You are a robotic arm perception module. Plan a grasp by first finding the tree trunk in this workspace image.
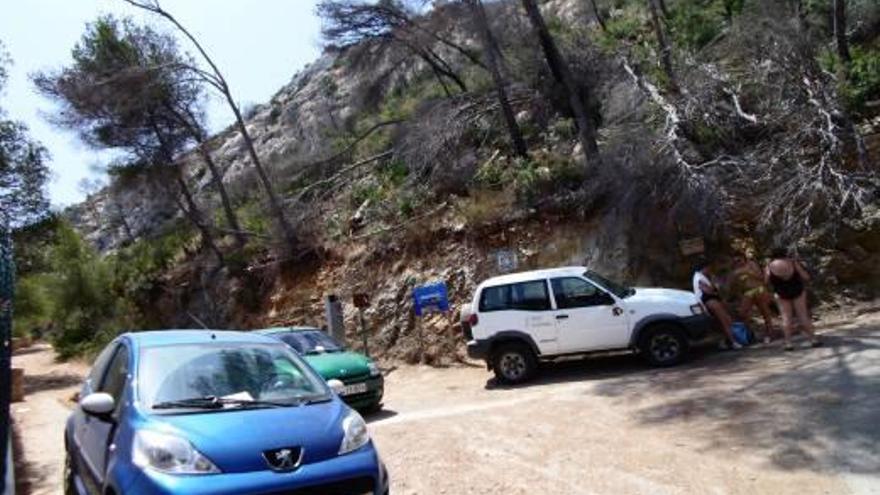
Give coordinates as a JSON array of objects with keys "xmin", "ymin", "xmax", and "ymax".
[
  {"xmin": 149, "ymin": 118, "xmax": 224, "ymax": 265},
  {"xmin": 122, "ymin": 1, "xmax": 298, "ymax": 251},
  {"xmin": 225, "ymin": 95, "xmax": 299, "ymax": 250},
  {"xmin": 647, "ymin": 0, "xmax": 679, "ymax": 92},
  {"xmin": 113, "ymin": 202, "xmax": 136, "ymax": 245},
  {"xmin": 195, "ymin": 143, "xmax": 247, "ymax": 248},
  {"xmin": 794, "ymin": 0, "xmax": 806, "ymax": 31},
  {"xmin": 403, "ymin": 37, "xmax": 468, "ymax": 93},
  {"xmin": 175, "ymin": 174, "xmax": 224, "ymax": 265},
  {"xmin": 833, "ymin": 0, "xmax": 851, "ymax": 64},
  {"xmin": 587, "ymin": 0, "xmax": 607, "ymax": 31},
  {"xmin": 171, "ymin": 104, "xmax": 247, "ymax": 249},
  {"xmin": 467, "ymin": 0, "xmax": 528, "ymax": 157},
  {"xmin": 520, "ymin": 0, "xmax": 600, "ymax": 166},
  {"xmin": 657, "ymin": 0, "xmax": 670, "ymax": 17}
]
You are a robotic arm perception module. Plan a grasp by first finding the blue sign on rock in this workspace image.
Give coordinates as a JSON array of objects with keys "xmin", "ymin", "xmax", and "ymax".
[{"xmin": 413, "ymin": 282, "xmax": 449, "ymax": 317}]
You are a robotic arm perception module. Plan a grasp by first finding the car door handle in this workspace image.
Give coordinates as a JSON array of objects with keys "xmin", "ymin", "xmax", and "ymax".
[
  {"xmin": 612, "ymin": 307, "xmax": 624, "ymax": 316},
  {"xmin": 556, "ymin": 314, "xmax": 569, "ymax": 320}
]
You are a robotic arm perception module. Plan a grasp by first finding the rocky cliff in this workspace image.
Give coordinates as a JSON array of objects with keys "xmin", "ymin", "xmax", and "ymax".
[{"xmin": 65, "ymin": 0, "xmax": 880, "ymax": 362}]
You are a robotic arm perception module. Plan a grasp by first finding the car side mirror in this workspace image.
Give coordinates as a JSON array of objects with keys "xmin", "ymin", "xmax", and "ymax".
[
  {"xmin": 80, "ymin": 392, "xmax": 115, "ymax": 417},
  {"xmin": 327, "ymin": 379, "xmax": 345, "ymax": 395}
]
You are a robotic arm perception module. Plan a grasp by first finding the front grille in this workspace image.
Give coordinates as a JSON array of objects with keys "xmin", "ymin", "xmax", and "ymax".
[
  {"xmin": 340, "ymin": 373, "xmax": 370, "ymax": 384},
  {"xmin": 269, "ymin": 476, "xmax": 375, "ymax": 495}
]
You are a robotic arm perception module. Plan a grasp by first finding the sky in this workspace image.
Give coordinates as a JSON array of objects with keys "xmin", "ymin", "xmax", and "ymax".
[{"xmin": 1, "ymin": 0, "xmax": 322, "ymax": 207}]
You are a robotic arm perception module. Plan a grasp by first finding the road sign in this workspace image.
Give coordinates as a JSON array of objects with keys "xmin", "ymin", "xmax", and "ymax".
[
  {"xmin": 495, "ymin": 249, "xmax": 518, "ymax": 273},
  {"xmin": 413, "ymin": 282, "xmax": 449, "ymax": 317}
]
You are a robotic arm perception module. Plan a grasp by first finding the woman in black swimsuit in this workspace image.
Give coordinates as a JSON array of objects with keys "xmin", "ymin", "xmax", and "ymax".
[{"xmin": 765, "ymin": 248, "xmax": 821, "ymax": 351}]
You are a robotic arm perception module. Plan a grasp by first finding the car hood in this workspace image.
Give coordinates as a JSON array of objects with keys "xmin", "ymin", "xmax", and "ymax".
[
  {"xmin": 624, "ymin": 287, "xmax": 699, "ymax": 316},
  {"xmin": 152, "ymin": 399, "xmax": 348, "ymax": 473},
  {"xmin": 304, "ymin": 351, "xmax": 372, "ymax": 380},
  {"xmin": 627, "ymin": 287, "xmax": 698, "ymax": 305}
]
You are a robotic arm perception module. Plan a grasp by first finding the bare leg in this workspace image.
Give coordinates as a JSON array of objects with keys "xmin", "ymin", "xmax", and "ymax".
[
  {"xmin": 793, "ymin": 293, "xmax": 818, "ymax": 343},
  {"xmin": 756, "ymin": 293, "xmax": 775, "ymax": 340},
  {"xmin": 706, "ymin": 299, "xmax": 736, "ymax": 344},
  {"xmin": 739, "ymin": 296, "xmax": 754, "ymax": 322},
  {"xmin": 778, "ymin": 297, "xmax": 795, "ymax": 349}
]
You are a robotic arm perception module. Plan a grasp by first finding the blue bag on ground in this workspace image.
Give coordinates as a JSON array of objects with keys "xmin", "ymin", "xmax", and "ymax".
[{"xmin": 731, "ymin": 321, "xmax": 753, "ymax": 345}]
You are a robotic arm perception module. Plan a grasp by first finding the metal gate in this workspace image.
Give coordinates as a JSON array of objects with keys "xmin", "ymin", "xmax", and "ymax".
[{"xmin": 0, "ymin": 228, "xmax": 14, "ymax": 493}]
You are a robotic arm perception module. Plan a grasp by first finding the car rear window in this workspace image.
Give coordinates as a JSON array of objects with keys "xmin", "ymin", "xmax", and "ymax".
[{"xmin": 479, "ymin": 280, "xmax": 551, "ymax": 312}]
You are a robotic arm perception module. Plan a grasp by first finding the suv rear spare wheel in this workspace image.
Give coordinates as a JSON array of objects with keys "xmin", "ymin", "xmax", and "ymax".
[
  {"xmin": 639, "ymin": 324, "xmax": 688, "ymax": 367},
  {"xmin": 492, "ymin": 342, "xmax": 537, "ymax": 384}
]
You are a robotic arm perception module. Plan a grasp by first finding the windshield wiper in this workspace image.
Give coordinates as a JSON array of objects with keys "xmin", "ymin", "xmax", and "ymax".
[{"xmin": 152, "ymin": 396, "xmax": 290, "ymax": 410}]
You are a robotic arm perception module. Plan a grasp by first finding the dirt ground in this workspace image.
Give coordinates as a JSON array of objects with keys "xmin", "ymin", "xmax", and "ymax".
[
  {"xmin": 11, "ymin": 344, "xmax": 89, "ymax": 495},
  {"xmin": 11, "ymin": 312, "xmax": 880, "ymax": 495}
]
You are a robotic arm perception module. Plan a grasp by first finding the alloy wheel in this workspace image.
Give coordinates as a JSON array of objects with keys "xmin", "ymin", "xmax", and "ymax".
[
  {"xmin": 499, "ymin": 352, "xmax": 527, "ymax": 381},
  {"xmin": 650, "ymin": 334, "xmax": 680, "ymax": 363}
]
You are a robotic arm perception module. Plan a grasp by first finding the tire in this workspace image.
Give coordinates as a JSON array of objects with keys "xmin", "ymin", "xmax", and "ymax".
[
  {"xmin": 360, "ymin": 400, "xmax": 383, "ymax": 415},
  {"xmin": 491, "ymin": 342, "xmax": 537, "ymax": 384},
  {"xmin": 639, "ymin": 324, "xmax": 688, "ymax": 367},
  {"xmin": 63, "ymin": 452, "xmax": 78, "ymax": 495}
]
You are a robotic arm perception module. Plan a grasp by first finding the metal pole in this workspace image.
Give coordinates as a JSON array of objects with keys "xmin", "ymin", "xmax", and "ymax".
[
  {"xmin": 358, "ymin": 308, "xmax": 370, "ymax": 358},
  {"xmin": 0, "ymin": 228, "xmax": 14, "ymax": 494}
]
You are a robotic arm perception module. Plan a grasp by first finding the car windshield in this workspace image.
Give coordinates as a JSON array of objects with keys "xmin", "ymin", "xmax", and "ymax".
[
  {"xmin": 277, "ymin": 330, "xmax": 345, "ymax": 355},
  {"xmin": 138, "ymin": 343, "xmax": 329, "ymax": 411},
  {"xmin": 585, "ymin": 270, "xmax": 634, "ymax": 298}
]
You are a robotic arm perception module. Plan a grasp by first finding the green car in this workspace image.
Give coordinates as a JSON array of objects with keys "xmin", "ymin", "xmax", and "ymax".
[{"xmin": 257, "ymin": 327, "xmax": 384, "ymax": 412}]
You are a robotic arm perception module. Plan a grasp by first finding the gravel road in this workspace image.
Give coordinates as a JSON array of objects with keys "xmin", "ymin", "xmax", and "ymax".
[
  {"xmin": 11, "ymin": 312, "xmax": 880, "ymax": 495},
  {"xmin": 369, "ymin": 314, "xmax": 880, "ymax": 495}
]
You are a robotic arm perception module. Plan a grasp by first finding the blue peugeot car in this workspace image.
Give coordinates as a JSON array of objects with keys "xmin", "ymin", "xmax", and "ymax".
[{"xmin": 64, "ymin": 330, "xmax": 389, "ymax": 495}]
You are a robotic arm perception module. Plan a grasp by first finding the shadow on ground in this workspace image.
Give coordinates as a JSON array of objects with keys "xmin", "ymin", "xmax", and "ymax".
[
  {"xmin": 481, "ymin": 324, "xmax": 880, "ymax": 476},
  {"xmin": 365, "ymin": 408, "xmax": 399, "ymax": 424},
  {"xmin": 23, "ymin": 371, "xmax": 84, "ymax": 395},
  {"xmin": 588, "ymin": 327, "xmax": 880, "ymax": 475}
]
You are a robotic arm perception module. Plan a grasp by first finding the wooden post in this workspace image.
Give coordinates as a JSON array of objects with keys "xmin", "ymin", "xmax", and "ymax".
[
  {"xmin": 358, "ymin": 307, "xmax": 370, "ymax": 358},
  {"xmin": 11, "ymin": 369, "xmax": 23, "ymax": 403}
]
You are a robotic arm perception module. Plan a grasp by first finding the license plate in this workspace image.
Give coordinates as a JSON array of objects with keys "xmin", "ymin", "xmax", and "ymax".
[{"xmin": 341, "ymin": 382, "xmax": 368, "ymax": 396}]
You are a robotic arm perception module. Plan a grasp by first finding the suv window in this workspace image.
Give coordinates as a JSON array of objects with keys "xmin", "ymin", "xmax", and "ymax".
[
  {"xmin": 98, "ymin": 345, "xmax": 129, "ymax": 404},
  {"xmin": 551, "ymin": 277, "xmax": 613, "ymax": 309},
  {"xmin": 479, "ymin": 280, "xmax": 551, "ymax": 312}
]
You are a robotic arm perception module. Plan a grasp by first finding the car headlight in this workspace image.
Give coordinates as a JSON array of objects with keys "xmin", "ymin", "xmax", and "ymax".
[
  {"xmin": 133, "ymin": 430, "xmax": 220, "ymax": 475},
  {"xmin": 690, "ymin": 304, "xmax": 705, "ymax": 315},
  {"xmin": 368, "ymin": 361, "xmax": 381, "ymax": 377},
  {"xmin": 338, "ymin": 410, "xmax": 370, "ymax": 455}
]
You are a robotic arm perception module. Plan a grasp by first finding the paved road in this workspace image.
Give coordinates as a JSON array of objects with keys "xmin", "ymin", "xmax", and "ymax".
[{"xmin": 369, "ymin": 314, "xmax": 880, "ymax": 494}]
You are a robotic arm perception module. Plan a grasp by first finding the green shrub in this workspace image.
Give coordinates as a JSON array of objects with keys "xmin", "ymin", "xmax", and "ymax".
[
  {"xmin": 110, "ymin": 222, "xmax": 191, "ymax": 302},
  {"xmin": 474, "ymin": 151, "xmax": 584, "ymax": 201},
  {"xmin": 842, "ymin": 47, "xmax": 880, "ymax": 116},
  {"xmin": 42, "ymin": 223, "xmax": 129, "ymax": 358},
  {"xmin": 668, "ymin": 2, "xmax": 726, "ymax": 51},
  {"xmin": 351, "ymin": 182, "xmax": 384, "ymax": 207},
  {"xmin": 236, "ymin": 199, "xmax": 272, "ymax": 238},
  {"xmin": 12, "ymin": 275, "xmax": 53, "ymax": 338}
]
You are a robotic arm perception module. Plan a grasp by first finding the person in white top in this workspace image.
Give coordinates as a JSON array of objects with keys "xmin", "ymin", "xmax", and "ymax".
[{"xmin": 693, "ymin": 259, "xmax": 741, "ymax": 350}]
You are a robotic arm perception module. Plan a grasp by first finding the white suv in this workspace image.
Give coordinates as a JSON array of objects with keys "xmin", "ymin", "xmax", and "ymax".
[{"xmin": 462, "ymin": 267, "xmax": 712, "ymax": 383}]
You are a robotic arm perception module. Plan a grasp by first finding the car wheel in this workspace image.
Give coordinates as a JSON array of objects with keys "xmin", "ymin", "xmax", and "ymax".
[
  {"xmin": 63, "ymin": 452, "xmax": 78, "ymax": 495},
  {"xmin": 492, "ymin": 343, "xmax": 537, "ymax": 384},
  {"xmin": 361, "ymin": 400, "xmax": 383, "ymax": 415},
  {"xmin": 640, "ymin": 324, "xmax": 688, "ymax": 367}
]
